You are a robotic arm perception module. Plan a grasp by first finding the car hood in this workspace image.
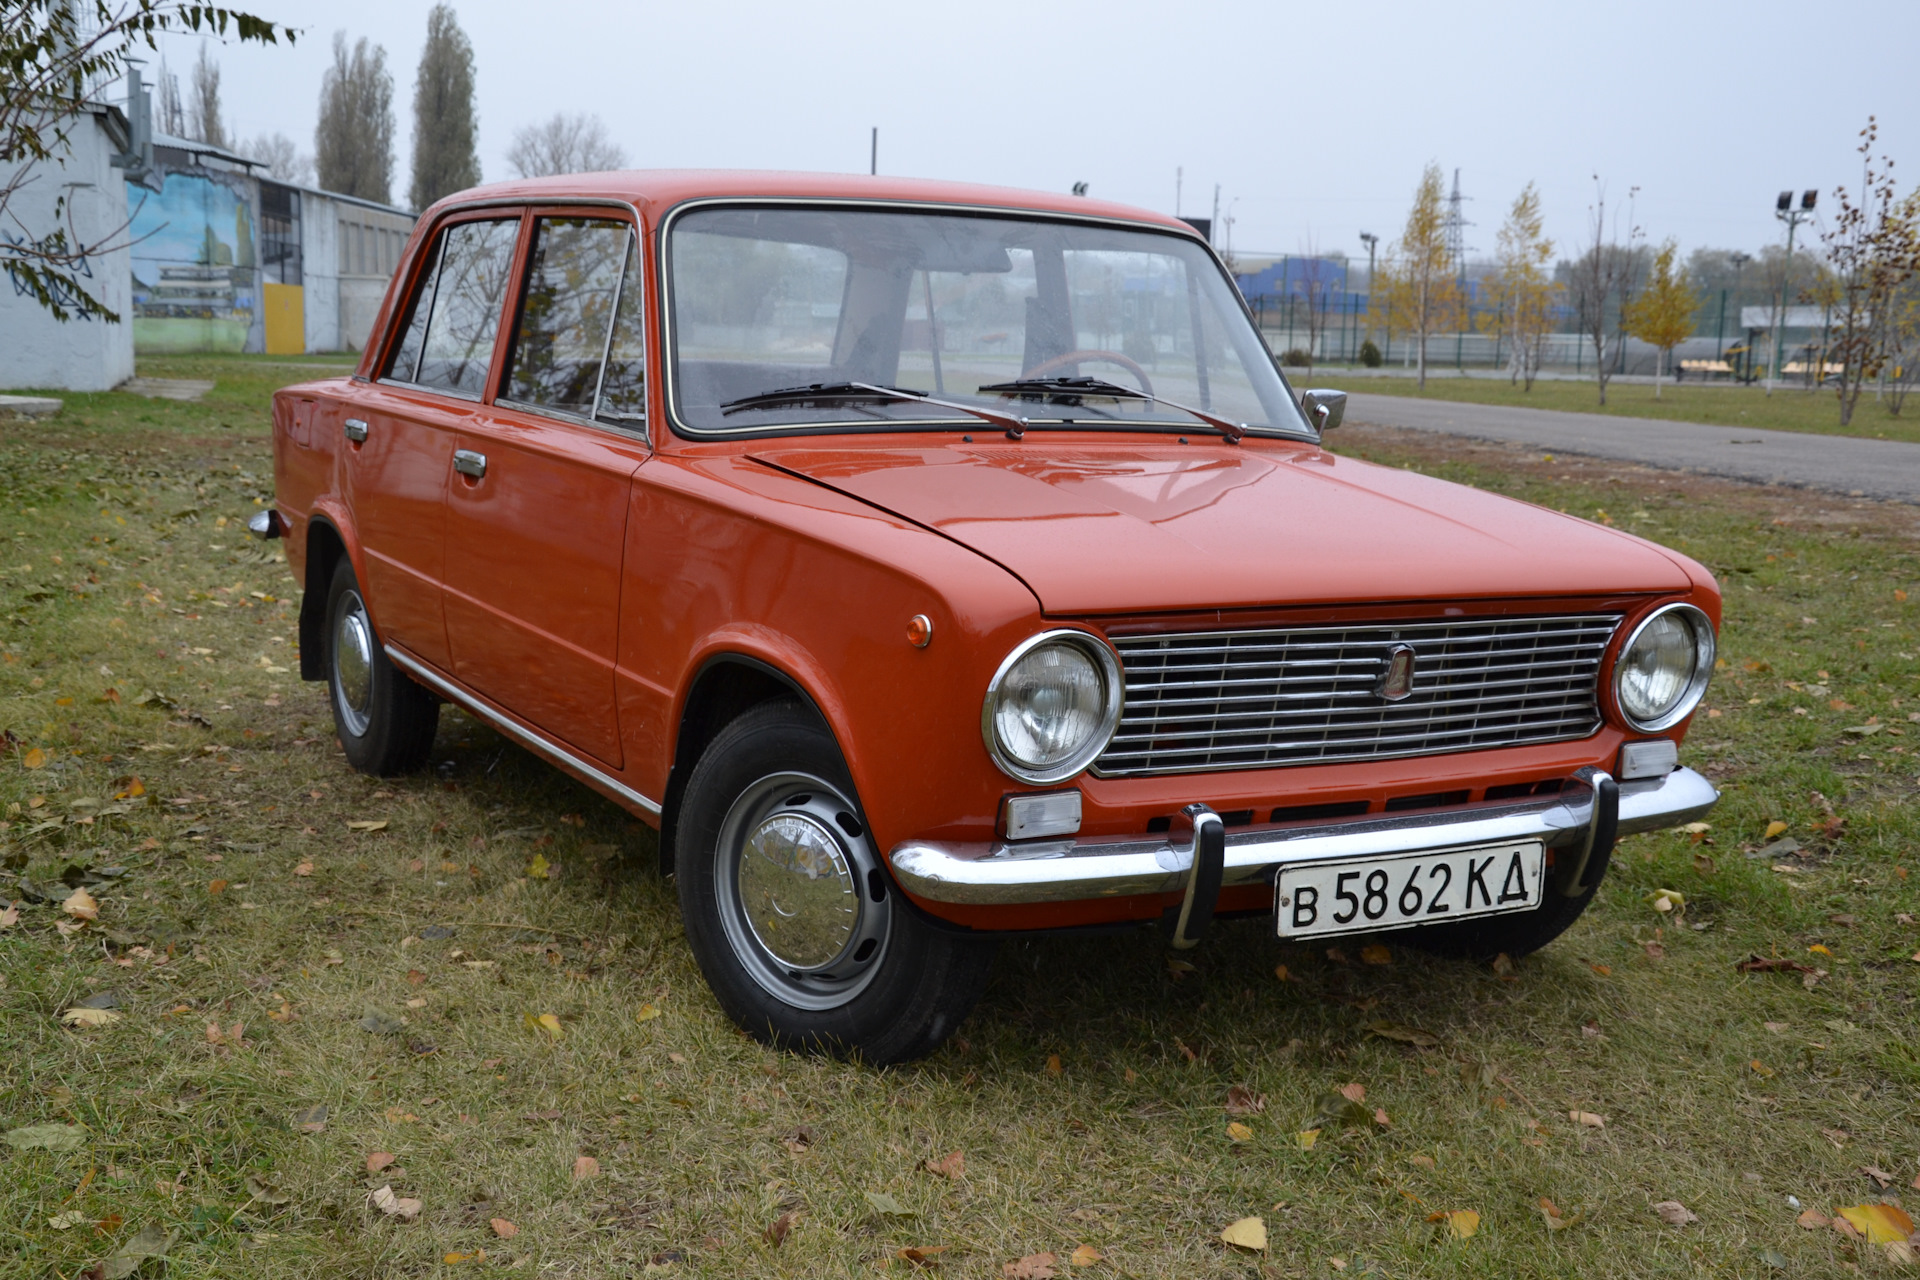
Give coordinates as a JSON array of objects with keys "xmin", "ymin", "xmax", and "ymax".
[{"xmin": 749, "ymin": 439, "xmax": 1694, "ymax": 615}]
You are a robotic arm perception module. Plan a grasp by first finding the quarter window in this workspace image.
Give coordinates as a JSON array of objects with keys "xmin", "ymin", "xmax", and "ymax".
[
  {"xmin": 383, "ymin": 217, "xmax": 519, "ymax": 397},
  {"xmin": 596, "ymin": 235, "xmax": 647, "ymax": 423},
  {"xmin": 503, "ymin": 217, "xmax": 634, "ymax": 417}
]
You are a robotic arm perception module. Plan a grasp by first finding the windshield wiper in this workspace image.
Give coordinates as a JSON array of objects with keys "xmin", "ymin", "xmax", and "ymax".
[
  {"xmin": 720, "ymin": 381, "xmax": 1031, "ymax": 439},
  {"xmin": 979, "ymin": 377, "xmax": 1250, "ymax": 444}
]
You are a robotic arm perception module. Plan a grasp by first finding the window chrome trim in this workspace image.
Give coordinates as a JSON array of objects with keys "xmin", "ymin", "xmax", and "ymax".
[
  {"xmin": 980, "ymin": 628, "xmax": 1126, "ymax": 786},
  {"xmin": 384, "ymin": 643, "xmax": 662, "ymax": 816},
  {"xmin": 1611, "ymin": 602, "xmax": 1715, "ymax": 733},
  {"xmin": 655, "ymin": 195, "xmax": 1317, "ymax": 444}
]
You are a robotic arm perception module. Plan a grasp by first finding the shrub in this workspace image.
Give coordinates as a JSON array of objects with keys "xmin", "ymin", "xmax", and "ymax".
[
  {"xmin": 1279, "ymin": 348, "xmax": 1313, "ymax": 367},
  {"xmin": 1359, "ymin": 339, "xmax": 1382, "ymax": 368}
]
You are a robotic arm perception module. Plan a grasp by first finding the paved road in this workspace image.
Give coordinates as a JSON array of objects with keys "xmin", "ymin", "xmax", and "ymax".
[{"xmin": 1344, "ymin": 392, "xmax": 1920, "ymax": 504}]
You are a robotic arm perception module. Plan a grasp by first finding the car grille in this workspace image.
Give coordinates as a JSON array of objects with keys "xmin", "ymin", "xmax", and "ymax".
[{"xmin": 1093, "ymin": 614, "xmax": 1621, "ymax": 777}]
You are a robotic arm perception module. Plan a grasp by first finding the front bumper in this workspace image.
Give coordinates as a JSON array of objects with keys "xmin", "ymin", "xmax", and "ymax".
[{"xmin": 889, "ymin": 766, "xmax": 1717, "ymax": 907}]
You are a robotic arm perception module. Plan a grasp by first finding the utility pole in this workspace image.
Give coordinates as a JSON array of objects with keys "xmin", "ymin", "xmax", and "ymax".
[
  {"xmin": 1358, "ymin": 230, "xmax": 1378, "ymax": 345},
  {"xmin": 869, "ymin": 127, "xmax": 876, "ymax": 176},
  {"xmin": 1766, "ymin": 190, "xmax": 1817, "ymax": 393},
  {"xmin": 1724, "ymin": 251, "xmax": 1750, "ymax": 362}
]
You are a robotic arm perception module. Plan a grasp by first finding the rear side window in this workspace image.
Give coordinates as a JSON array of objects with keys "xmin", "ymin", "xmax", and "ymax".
[
  {"xmin": 503, "ymin": 217, "xmax": 635, "ymax": 417},
  {"xmin": 383, "ymin": 217, "xmax": 520, "ymax": 397}
]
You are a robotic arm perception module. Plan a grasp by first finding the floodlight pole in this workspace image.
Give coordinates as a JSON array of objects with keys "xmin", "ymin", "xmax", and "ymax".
[
  {"xmin": 1359, "ymin": 231, "xmax": 1379, "ymax": 349},
  {"xmin": 1767, "ymin": 191, "xmax": 1816, "ymax": 394}
]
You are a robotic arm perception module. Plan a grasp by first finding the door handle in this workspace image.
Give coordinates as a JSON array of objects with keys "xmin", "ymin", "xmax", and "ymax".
[
  {"xmin": 343, "ymin": 418, "xmax": 368, "ymax": 442},
  {"xmin": 453, "ymin": 449, "xmax": 488, "ymax": 479}
]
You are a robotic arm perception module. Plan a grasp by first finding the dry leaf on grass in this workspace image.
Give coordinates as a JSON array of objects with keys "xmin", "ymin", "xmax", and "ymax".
[
  {"xmin": 1798, "ymin": 1209, "xmax": 1831, "ymax": 1229},
  {"xmin": 1046, "ymin": 1054, "xmax": 1062, "ymax": 1075},
  {"xmin": 1226, "ymin": 1122, "xmax": 1253, "ymax": 1143},
  {"xmin": 527, "ymin": 853, "xmax": 550, "ymax": 879},
  {"xmin": 443, "ymin": 1250, "xmax": 484, "ymax": 1265},
  {"xmin": 1359, "ymin": 944, "xmax": 1392, "ymax": 965},
  {"xmin": 1220, "ymin": 1216, "xmax": 1267, "ymax": 1251},
  {"xmin": 4, "ymin": 1123, "xmax": 84, "ymax": 1151},
  {"xmin": 0, "ymin": 904, "xmax": 17, "ymax": 930},
  {"xmin": 346, "ymin": 819, "xmax": 388, "ymax": 833},
  {"xmin": 780, "ymin": 1125, "xmax": 814, "ymax": 1154},
  {"xmin": 292, "ymin": 1104, "xmax": 327, "ymax": 1133},
  {"xmin": 101, "ymin": 1225, "xmax": 173, "ymax": 1279},
  {"xmin": 1004, "ymin": 1252, "xmax": 1058, "ymax": 1278},
  {"xmin": 60, "ymin": 1006, "xmax": 120, "ymax": 1028},
  {"xmin": 1224, "ymin": 1085, "xmax": 1265, "ymax": 1115},
  {"xmin": 370, "ymin": 1184, "xmax": 421, "ymax": 1222},
  {"xmin": 526, "ymin": 1012, "xmax": 563, "ymax": 1040},
  {"xmin": 1295, "ymin": 1129, "xmax": 1320, "ymax": 1150},
  {"xmin": 489, "ymin": 1217, "xmax": 518, "ymax": 1239},
  {"xmin": 864, "ymin": 1190, "xmax": 912, "ymax": 1217},
  {"xmin": 22, "ymin": 747, "xmax": 46, "ymax": 769},
  {"xmin": 1568, "ymin": 1110, "xmax": 1605, "ymax": 1129},
  {"xmin": 924, "ymin": 1150, "xmax": 964, "ymax": 1179},
  {"xmin": 62, "ymin": 886, "xmax": 98, "ymax": 920},
  {"xmin": 1069, "ymin": 1244, "xmax": 1102, "ymax": 1266},
  {"xmin": 1864, "ymin": 1166, "xmax": 1896, "ymax": 1189},
  {"xmin": 1886, "ymin": 1239, "xmax": 1917, "ymax": 1267},
  {"xmin": 1444, "ymin": 1210, "xmax": 1480, "ymax": 1239},
  {"xmin": 764, "ymin": 1210, "xmax": 797, "ymax": 1246},
  {"xmin": 1491, "ymin": 952, "xmax": 1516, "ymax": 977},
  {"xmin": 366, "ymin": 1151, "xmax": 395, "ymax": 1174},
  {"xmin": 635, "ymin": 1003, "xmax": 661, "ymax": 1022},
  {"xmin": 293, "ymin": 860, "xmax": 313, "ymax": 876},
  {"xmin": 897, "ymin": 1245, "xmax": 948, "ymax": 1268},
  {"xmin": 1765, "ymin": 819, "xmax": 1789, "ymax": 839},
  {"xmin": 1652, "ymin": 1200, "xmax": 1697, "ymax": 1226},
  {"xmin": 572, "ymin": 1155, "xmax": 599, "ymax": 1180},
  {"xmin": 1338, "ymin": 1082, "xmax": 1366, "ymax": 1103},
  {"xmin": 1367, "ymin": 1020, "xmax": 1441, "ymax": 1048},
  {"xmin": 1837, "ymin": 1203, "xmax": 1916, "ymax": 1244}
]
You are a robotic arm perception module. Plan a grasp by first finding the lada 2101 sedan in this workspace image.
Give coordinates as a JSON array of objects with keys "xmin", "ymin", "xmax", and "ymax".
[{"xmin": 258, "ymin": 171, "xmax": 1720, "ymax": 1063}]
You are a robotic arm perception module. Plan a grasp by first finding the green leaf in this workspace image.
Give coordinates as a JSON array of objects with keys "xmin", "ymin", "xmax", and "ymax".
[
  {"xmin": 864, "ymin": 1191, "xmax": 913, "ymax": 1217},
  {"xmin": 101, "ymin": 1224, "xmax": 173, "ymax": 1279}
]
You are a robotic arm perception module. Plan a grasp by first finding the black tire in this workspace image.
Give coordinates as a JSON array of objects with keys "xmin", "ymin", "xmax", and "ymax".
[
  {"xmin": 1408, "ymin": 840, "xmax": 1614, "ymax": 961},
  {"xmin": 324, "ymin": 557, "xmax": 439, "ymax": 776},
  {"xmin": 676, "ymin": 700, "xmax": 997, "ymax": 1064}
]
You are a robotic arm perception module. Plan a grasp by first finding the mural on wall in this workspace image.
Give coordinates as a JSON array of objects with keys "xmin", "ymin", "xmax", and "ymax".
[{"xmin": 127, "ymin": 172, "xmax": 257, "ymax": 353}]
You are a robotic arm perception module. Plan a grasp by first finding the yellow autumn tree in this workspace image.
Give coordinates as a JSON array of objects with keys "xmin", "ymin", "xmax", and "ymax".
[
  {"xmin": 1480, "ymin": 183, "xmax": 1559, "ymax": 390},
  {"xmin": 1622, "ymin": 240, "xmax": 1700, "ymax": 397},
  {"xmin": 1381, "ymin": 163, "xmax": 1463, "ymax": 390}
]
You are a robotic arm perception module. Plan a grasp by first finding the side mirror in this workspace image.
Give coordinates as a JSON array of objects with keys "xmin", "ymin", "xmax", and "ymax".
[{"xmin": 1300, "ymin": 388, "xmax": 1347, "ymax": 433}]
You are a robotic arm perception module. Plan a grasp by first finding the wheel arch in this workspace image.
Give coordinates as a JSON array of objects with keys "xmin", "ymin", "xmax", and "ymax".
[
  {"xmin": 657, "ymin": 653, "xmax": 836, "ymax": 878},
  {"xmin": 296, "ymin": 508, "xmax": 373, "ymax": 682}
]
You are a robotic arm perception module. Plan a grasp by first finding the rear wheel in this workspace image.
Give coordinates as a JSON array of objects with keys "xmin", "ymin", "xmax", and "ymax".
[
  {"xmin": 1409, "ymin": 841, "xmax": 1614, "ymax": 961},
  {"xmin": 676, "ymin": 700, "xmax": 997, "ymax": 1064},
  {"xmin": 325, "ymin": 557, "xmax": 439, "ymax": 776}
]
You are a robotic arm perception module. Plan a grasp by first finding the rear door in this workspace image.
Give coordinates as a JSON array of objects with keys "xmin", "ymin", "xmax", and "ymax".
[
  {"xmin": 350, "ymin": 213, "xmax": 522, "ymax": 669},
  {"xmin": 441, "ymin": 213, "xmax": 650, "ymax": 767}
]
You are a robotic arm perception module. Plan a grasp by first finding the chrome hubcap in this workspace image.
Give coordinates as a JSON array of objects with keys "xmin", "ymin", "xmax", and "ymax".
[
  {"xmin": 332, "ymin": 591, "xmax": 374, "ymax": 738},
  {"xmin": 715, "ymin": 771, "xmax": 890, "ymax": 1010}
]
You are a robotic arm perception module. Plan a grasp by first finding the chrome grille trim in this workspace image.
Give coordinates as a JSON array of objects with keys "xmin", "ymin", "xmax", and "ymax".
[{"xmin": 1092, "ymin": 614, "xmax": 1622, "ymax": 777}]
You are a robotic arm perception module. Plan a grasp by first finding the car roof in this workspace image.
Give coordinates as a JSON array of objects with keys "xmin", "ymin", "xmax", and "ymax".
[{"xmin": 421, "ymin": 169, "xmax": 1200, "ymax": 237}]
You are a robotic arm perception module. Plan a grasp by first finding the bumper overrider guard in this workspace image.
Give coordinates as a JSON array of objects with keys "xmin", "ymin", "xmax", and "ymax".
[{"xmin": 888, "ymin": 766, "xmax": 1716, "ymax": 919}]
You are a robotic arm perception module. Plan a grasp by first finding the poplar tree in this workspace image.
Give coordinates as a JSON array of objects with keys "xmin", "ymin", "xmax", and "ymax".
[
  {"xmin": 1380, "ymin": 163, "xmax": 1461, "ymax": 390},
  {"xmin": 314, "ymin": 31, "xmax": 395, "ymax": 204},
  {"xmin": 1622, "ymin": 240, "xmax": 1699, "ymax": 397},
  {"xmin": 408, "ymin": 4, "xmax": 479, "ymax": 211},
  {"xmin": 1483, "ymin": 183, "xmax": 1558, "ymax": 391},
  {"xmin": 189, "ymin": 44, "xmax": 227, "ymax": 148}
]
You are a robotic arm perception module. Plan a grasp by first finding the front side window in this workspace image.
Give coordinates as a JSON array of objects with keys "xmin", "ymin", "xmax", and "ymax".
[
  {"xmin": 666, "ymin": 205, "xmax": 1306, "ymax": 438},
  {"xmin": 503, "ymin": 217, "xmax": 634, "ymax": 417},
  {"xmin": 383, "ymin": 217, "xmax": 519, "ymax": 397}
]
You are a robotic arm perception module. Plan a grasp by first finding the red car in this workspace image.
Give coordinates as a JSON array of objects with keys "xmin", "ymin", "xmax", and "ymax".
[{"xmin": 259, "ymin": 171, "xmax": 1719, "ymax": 1063}]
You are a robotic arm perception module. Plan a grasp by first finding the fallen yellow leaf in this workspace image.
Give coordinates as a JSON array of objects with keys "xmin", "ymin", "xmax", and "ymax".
[
  {"xmin": 1069, "ymin": 1243, "xmax": 1102, "ymax": 1266},
  {"xmin": 635, "ymin": 1003, "xmax": 661, "ymax": 1022},
  {"xmin": 1838, "ymin": 1203, "xmax": 1916, "ymax": 1244},
  {"xmin": 1568, "ymin": 1111, "xmax": 1605, "ymax": 1129},
  {"xmin": 1809, "ymin": 944, "xmax": 1833, "ymax": 956},
  {"xmin": 1220, "ymin": 1216, "xmax": 1267, "ymax": 1251},
  {"xmin": 1295, "ymin": 1129, "xmax": 1320, "ymax": 1150},
  {"xmin": 1359, "ymin": 944, "xmax": 1391, "ymax": 965},
  {"xmin": 528, "ymin": 1012, "xmax": 563, "ymax": 1040},
  {"xmin": 22, "ymin": 746, "xmax": 46, "ymax": 769},
  {"xmin": 59, "ymin": 1007, "xmax": 119, "ymax": 1028},
  {"xmin": 207, "ymin": 879, "xmax": 228, "ymax": 895},
  {"xmin": 61, "ymin": 887, "xmax": 98, "ymax": 921},
  {"xmin": 528, "ymin": 853, "xmax": 551, "ymax": 879},
  {"xmin": 1764, "ymin": 820, "xmax": 1789, "ymax": 839},
  {"xmin": 1446, "ymin": 1210, "xmax": 1480, "ymax": 1239},
  {"xmin": 443, "ymin": 1250, "xmax": 484, "ymax": 1264},
  {"xmin": 1046, "ymin": 1054, "xmax": 1062, "ymax": 1075},
  {"xmin": 346, "ymin": 819, "xmax": 388, "ymax": 833},
  {"xmin": 1226, "ymin": 1122, "xmax": 1253, "ymax": 1143},
  {"xmin": 488, "ymin": 1217, "xmax": 518, "ymax": 1239}
]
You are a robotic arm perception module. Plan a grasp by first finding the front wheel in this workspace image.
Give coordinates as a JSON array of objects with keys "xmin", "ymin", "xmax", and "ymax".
[{"xmin": 676, "ymin": 701, "xmax": 997, "ymax": 1064}]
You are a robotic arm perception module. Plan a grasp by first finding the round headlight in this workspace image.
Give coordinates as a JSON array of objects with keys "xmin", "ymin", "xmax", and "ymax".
[
  {"xmin": 1614, "ymin": 603, "xmax": 1714, "ymax": 731},
  {"xmin": 981, "ymin": 631, "xmax": 1124, "ymax": 784}
]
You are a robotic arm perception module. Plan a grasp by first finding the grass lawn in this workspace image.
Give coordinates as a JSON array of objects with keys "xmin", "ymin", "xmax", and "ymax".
[
  {"xmin": 1335, "ymin": 373, "xmax": 1920, "ymax": 446},
  {"xmin": 3, "ymin": 355, "xmax": 1919, "ymax": 1278}
]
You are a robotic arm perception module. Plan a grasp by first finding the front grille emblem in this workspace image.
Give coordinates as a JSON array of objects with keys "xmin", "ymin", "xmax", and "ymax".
[{"xmin": 1377, "ymin": 644, "xmax": 1417, "ymax": 701}]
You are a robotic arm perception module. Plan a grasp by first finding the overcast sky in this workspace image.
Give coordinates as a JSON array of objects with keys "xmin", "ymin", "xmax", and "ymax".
[{"xmin": 157, "ymin": 0, "xmax": 1917, "ymax": 264}]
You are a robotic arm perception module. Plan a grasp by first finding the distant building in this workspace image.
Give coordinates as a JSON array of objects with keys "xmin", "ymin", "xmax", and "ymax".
[{"xmin": 1, "ymin": 80, "xmax": 416, "ymax": 391}]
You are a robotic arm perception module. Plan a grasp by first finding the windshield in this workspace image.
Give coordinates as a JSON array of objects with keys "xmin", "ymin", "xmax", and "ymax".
[{"xmin": 665, "ymin": 205, "xmax": 1310, "ymax": 438}]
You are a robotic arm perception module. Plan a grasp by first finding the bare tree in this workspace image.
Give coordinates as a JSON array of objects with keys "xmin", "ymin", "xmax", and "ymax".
[
  {"xmin": 1567, "ymin": 178, "xmax": 1633, "ymax": 405},
  {"xmin": 156, "ymin": 55, "xmax": 185, "ymax": 136},
  {"xmin": 409, "ymin": 3, "xmax": 480, "ymax": 209},
  {"xmin": 1291, "ymin": 243, "xmax": 1338, "ymax": 375},
  {"xmin": 189, "ymin": 43, "xmax": 226, "ymax": 148},
  {"xmin": 242, "ymin": 131, "xmax": 312, "ymax": 185},
  {"xmin": 315, "ymin": 32, "xmax": 395, "ymax": 204},
  {"xmin": 1, "ymin": 0, "xmax": 293, "ymax": 321},
  {"xmin": 1821, "ymin": 118, "xmax": 1920, "ymax": 425},
  {"xmin": 505, "ymin": 112, "xmax": 626, "ymax": 179}
]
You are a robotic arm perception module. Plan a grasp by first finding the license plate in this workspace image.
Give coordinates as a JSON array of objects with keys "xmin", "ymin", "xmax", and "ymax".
[{"xmin": 1274, "ymin": 841, "xmax": 1545, "ymax": 940}]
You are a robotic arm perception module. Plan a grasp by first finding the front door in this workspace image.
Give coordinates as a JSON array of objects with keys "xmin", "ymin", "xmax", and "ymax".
[{"xmin": 442, "ymin": 215, "xmax": 650, "ymax": 768}]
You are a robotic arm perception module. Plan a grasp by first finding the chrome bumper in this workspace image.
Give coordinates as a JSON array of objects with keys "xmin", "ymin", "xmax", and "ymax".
[{"xmin": 888, "ymin": 766, "xmax": 1717, "ymax": 907}]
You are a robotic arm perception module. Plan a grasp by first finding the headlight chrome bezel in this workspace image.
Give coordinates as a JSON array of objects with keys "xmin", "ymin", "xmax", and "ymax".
[
  {"xmin": 981, "ymin": 629, "xmax": 1125, "ymax": 785},
  {"xmin": 1612, "ymin": 602, "xmax": 1715, "ymax": 732}
]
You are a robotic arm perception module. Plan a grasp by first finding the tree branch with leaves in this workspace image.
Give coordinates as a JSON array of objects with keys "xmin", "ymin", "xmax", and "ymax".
[{"xmin": 1, "ymin": 0, "xmax": 294, "ymax": 321}]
